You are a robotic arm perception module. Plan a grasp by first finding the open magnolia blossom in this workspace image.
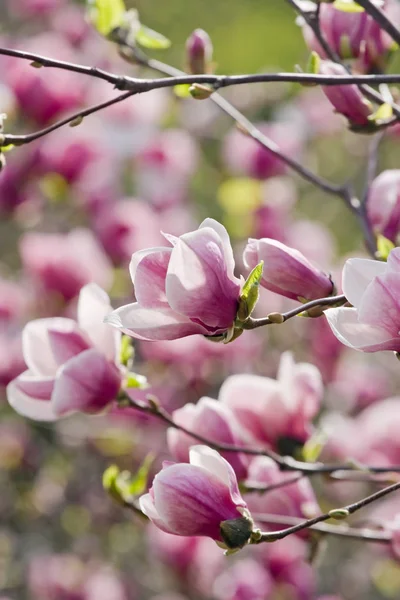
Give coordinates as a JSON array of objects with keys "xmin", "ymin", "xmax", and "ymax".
[
  {"xmin": 325, "ymin": 248, "xmax": 400, "ymax": 352},
  {"xmin": 139, "ymin": 445, "xmax": 254, "ymax": 549},
  {"xmin": 7, "ymin": 283, "xmax": 121, "ymax": 421},
  {"xmin": 105, "ymin": 219, "xmax": 242, "ymax": 341},
  {"xmin": 219, "ymin": 352, "xmax": 323, "ymax": 449}
]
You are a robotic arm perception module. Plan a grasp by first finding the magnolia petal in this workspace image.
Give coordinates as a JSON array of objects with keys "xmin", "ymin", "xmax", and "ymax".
[
  {"xmin": 7, "ymin": 378, "xmax": 58, "ymax": 422},
  {"xmin": 342, "ymin": 258, "xmax": 387, "ymax": 308},
  {"xmin": 199, "ymin": 218, "xmax": 236, "ymax": 280},
  {"xmin": 104, "ymin": 303, "xmax": 207, "ymax": 341},
  {"xmin": 52, "ymin": 348, "xmax": 121, "ymax": 416},
  {"xmin": 22, "ymin": 318, "xmax": 75, "ymax": 376},
  {"xmin": 358, "ymin": 272, "xmax": 400, "ymax": 336},
  {"xmin": 189, "ymin": 445, "xmax": 245, "ymax": 507},
  {"xmin": 325, "ymin": 306, "xmax": 400, "ymax": 352},
  {"xmin": 77, "ymin": 283, "xmax": 120, "ymax": 362},
  {"xmin": 129, "ymin": 247, "xmax": 172, "ymax": 309},
  {"xmin": 166, "ymin": 227, "xmax": 240, "ymax": 330},
  {"xmin": 139, "ymin": 493, "xmax": 175, "ymax": 534},
  {"xmin": 14, "ymin": 370, "xmax": 54, "ymax": 400},
  {"xmin": 48, "ymin": 325, "xmax": 91, "ymax": 365}
]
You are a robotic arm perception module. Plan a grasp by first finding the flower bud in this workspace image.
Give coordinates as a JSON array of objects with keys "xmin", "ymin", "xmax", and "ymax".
[
  {"xmin": 139, "ymin": 446, "xmax": 253, "ymax": 548},
  {"xmin": 319, "ymin": 60, "xmax": 373, "ymax": 128},
  {"xmin": 302, "ymin": 0, "xmax": 400, "ymax": 73},
  {"xmin": 367, "ymin": 170, "xmax": 400, "ymax": 243},
  {"xmin": 186, "ymin": 29, "xmax": 213, "ymax": 74},
  {"xmin": 243, "ymin": 238, "xmax": 334, "ymax": 302}
]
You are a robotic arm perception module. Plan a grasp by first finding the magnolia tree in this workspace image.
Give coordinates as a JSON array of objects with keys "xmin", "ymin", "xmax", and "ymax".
[{"xmin": 3, "ymin": 0, "xmax": 400, "ymax": 598}]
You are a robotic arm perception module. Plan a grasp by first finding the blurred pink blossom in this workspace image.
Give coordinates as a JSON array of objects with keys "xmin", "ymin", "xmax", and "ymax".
[
  {"xmin": 212, "ymin": 559, "xmax": 273, "ymax": 600},
  {"xmin": 167, "ymin": 397, "xmax": 250, "ymax": 479},
  {"xmin": 367, "ymin": 170, "xmax": 400, "ymax": 243},
  {"xmin": 223, "ymin": 123, "xmax": 302, "ymax": 180},
  {"xmin": 7, "ymin": 284, "xmax": 121, "ymax": 421},
  {"xmin": 219, "ymin": 352, "xmax": 323, "ymax": 449},
  {"xmin": 20, "ymin": 228, "xmax": 113, "ymax": 302}
]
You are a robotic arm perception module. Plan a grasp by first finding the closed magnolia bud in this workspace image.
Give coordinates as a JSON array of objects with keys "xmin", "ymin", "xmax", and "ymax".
[
  {"xmin": 319, "ymin": 60, "xmax": 373, "ymax": 127},
  {"xmin": 243, "ymin": 238, "xmax": 334, "ymax": 302},
  {"xmin": 139, "ymin": 446, "xmax": 253, "ymax": 548},
  {"xmin": 367, "ymin": 170, "xmax": 400, "ymax": 242},
  {"xmin": 186, "ymin": 29, "xmax": 213, "ymax": 74}
]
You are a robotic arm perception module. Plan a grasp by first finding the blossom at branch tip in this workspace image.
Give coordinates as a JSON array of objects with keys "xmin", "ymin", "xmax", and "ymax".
[
  {"xmin": 243, "ymin": 237, "xmax": 334, "ymax": 301},
  {"xmin": 219, "ymin": 352, "xmax": 323, "ymax": 450},
  {"xmin": 7, "ymin": 284, "xmax": 121, "ymax": 421},
  {"xmin": 367, "ymin": 170, "xmax": 400, "ymax": 243},
  {"xmin": 139, "ymin": 446, "xmax": 253, "ymax": 549},
  {"xmin": 318, "ymin": 60, "xmax": 373, "ymax": 127},
  {"xmin": 186, "ymin": 29, "xmax": 213, "ymax": 74},
  {"xmin": 325, "ymin": 248, "xmax": 400, "ymax": 352},
  {"xmin": 105, "ymin": 219, "xmax": 242, "ymax": 342}
]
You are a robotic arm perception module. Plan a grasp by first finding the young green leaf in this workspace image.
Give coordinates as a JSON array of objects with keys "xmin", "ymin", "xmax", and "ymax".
[
  {"xmin": 136, "ymin": 25, "xmax": 171, "ymax": 49},
  {"xmin": 88, "ymin": 0, "xmax": 126, "ymax": 37},
  {"xmin": 237, "ymin": 261, "xmax": 264, "ymax": 322}
]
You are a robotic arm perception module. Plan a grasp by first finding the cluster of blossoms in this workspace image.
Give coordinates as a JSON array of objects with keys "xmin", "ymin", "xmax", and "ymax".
[{"xmin": 3, "ymin": 0, "xmax": 400, "ymax": 597}]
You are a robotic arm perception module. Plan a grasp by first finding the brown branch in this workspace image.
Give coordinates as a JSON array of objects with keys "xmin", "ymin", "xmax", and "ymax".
[
  {"xmin": 1, "ymin": 91, "xmax": 135, "ymax": 146},
  {"xmin": 256, "ymin": 480, "xmax": 400, "ymax": 542},
  {"xmin": 252, "ymin": 512, "xmax": 391, "ymax": 543}
]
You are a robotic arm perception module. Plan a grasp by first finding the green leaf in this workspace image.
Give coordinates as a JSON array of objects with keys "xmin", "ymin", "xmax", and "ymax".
[
  {"xmin": 135, "ymin": 25, "xmax": 171, "ymax": 49},
  {"xmin": 125, "ymin": 454, "xmax": 154, "ymax": 496},
  {"xmin": 307, "ymin": 51, "xmax": 320, "ymax": 75},
  {"xmin": 88, "ymin": 0, "xmax": 126, "ymax": 36},
  {"xmin": 119, "ymin": 334, "xmax": 134, "ymax": 367},
  {"xmin": 333, "ymin": 1, "xmax": 365, "ymax": 13},
  {"xmin": 174, "ymin": 84, "xmax": 192, "ymax": 98},
  {"xmin": 376, "ymin": 234, "xmax": 395, "ymax": 261},
  {"xmin": 237, "ymin": 260, "xmax": 264, "ymax": 322},
  {"xmin": 102, "ymin": 465, "xmax": 125, "ymax": 504},
  {"xmin": 125, "ymin": 372, "xmax": 148, "ymax": 389},
  {"xmin": 302, "ymin": 430, "xmax": 327, "ymax": 463},
  {"xmin": 368, "ymin": 102, "xmax": 393, "ymax": 124}
]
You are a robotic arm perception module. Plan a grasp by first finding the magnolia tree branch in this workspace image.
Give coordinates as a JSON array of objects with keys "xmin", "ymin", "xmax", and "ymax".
[
  {"xmin": 256, "ymin": 480, "xmax": 400, "ymax": 542},
  {"xmin": 252, "ymin": 512, "xmax": 391, "ymax": 543},
  {"xmin": 119, "ymin": 392, "xmax": 400, "ymax": 476},
  {"xmin": 2, "ymin": 47, "xmax": 400, "ymax": 93},
  {"xmin": 242, "ymin": 294, "xmax": 347, "ymax": 329}
]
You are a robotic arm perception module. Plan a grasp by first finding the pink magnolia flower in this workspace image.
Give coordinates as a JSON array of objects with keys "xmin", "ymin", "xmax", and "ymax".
[
  {"xmin": 219, "ymin": 352, "xmax": 323, "ymax": 449},
  {"xmin": 243, "ymin": 238, "xmax": 333, "ymax": 301},
  {"xmin": 7, "ymin": 284, "xmax": 121, "ymax": 421},
  {"xmin": 186, "ymin": 29, "xmax": 213, "ymax": 74},
  {"xmin": 390, "ymin": 515, "xmax": 400, "ymax": 561},
  {"xmin": 105, "ymin": 219, "xmax": 242, "ymax": 341},
  {"xmin": 319, "ymin": 60, "xmax": 373, "ymax": 127},
  {"xmin": 167, "ymin": 397, "xmax": 250, "ymax": 479},
  {"xmin": 140, "ymin": 446, "xmax": 253, "ymax": 548},
  {"xmin": 223, "ymin": 123, "xmax": 302, "ymax": 180},
  {"xmin": 325, "ymin": 248, "xmax": 400, "ymax": 352},
  {"xmin": 212, "ymin": 559, "xmax": 273, "ymax": 600},
  {"xmin": 367, "ymin": 170, "xmax": 400, "ymax": 242},
  {"xmin": 20, "ymin": 228, "xmax": 113, "ymax": 302},
  {"xmin": 302, "ymin": 0, "xmax": 400, "ymax": 73}
]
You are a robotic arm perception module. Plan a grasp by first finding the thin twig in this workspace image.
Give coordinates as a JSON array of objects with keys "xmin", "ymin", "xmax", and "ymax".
[
  {"xmin": 1, "ymin": 91, "xmax": 135, "ymax": 146},
  {"xmin": 256, "ymin": 480, "xmax": 400, "ymax": 541},
  {"xmin": 243, "ymin": 294, "xmax": 347, "ymax": 330},
  {"xmin": 252, "ymin": 512, "xmax": 391, "ymax": 543},
  {"xmin": 120, "ymin": 393, "xmax": 400, "ymax": 476}
]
